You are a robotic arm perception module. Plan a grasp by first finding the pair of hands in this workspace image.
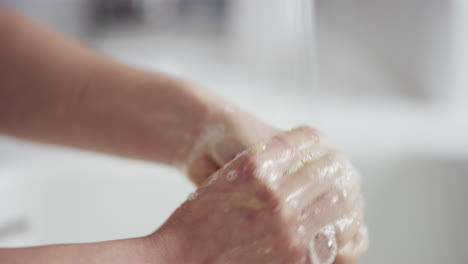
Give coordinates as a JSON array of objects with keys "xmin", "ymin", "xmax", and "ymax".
[
  {"xmin": 154, "ymin": 109, "xmax": 368, "ymax": 264},
  {"xmin": 0, "ymin": 7, "xmax": 366, "ymax": 263}
]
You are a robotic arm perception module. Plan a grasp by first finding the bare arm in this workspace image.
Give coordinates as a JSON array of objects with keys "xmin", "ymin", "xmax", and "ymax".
[
  {"xmin": 0, "ymin": 10, "xmax": 369, "ymax": 260},
  {"xmin": 0, "ymin": 6, "xmax": 225, "ymax": 166},
  {"xmin": 0, "ymin": 6, "xmax": 304, "ymax": 264},
  {"xmin": 0, "ymin": 128, "xmax": 369, "ymax": 264},
  {"xmin": 0, "ymin": 235, "xmax": 179, "ymax": 264}
]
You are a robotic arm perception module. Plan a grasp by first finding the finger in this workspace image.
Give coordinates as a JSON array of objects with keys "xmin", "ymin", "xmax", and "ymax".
[
  {"xmin": 210, "ymin": 123, "xmax": 279, "ymax": 166},
  {"xmin": 296, "ymin": 186, "xmax": 362, "ymax": 263},
  {"xmin": 186, "ymin": 153, "xmax": 220, "ymax": 186},
  {"xmin": 190, "ymin": 126, "xmax": 320, "ymax": 185},
  {"xmin": 246, "ymin": 126, "xmax": 322, "ymax": 181},
  {"xmin": 210, "ymin": 133, "xmax": 246, "ymax": 166},
  {"xmin": 267, "ymin": 126, "xmax": 321, "ymax": 152},
  {"xmin": 300, "ymin": 187, "xmax": 360, "ymax": 238},
  {"xmin": 279, "ymin": 151, "xmax": 345, "ymax": 211},
  {"xmin": 302, "ymin": 167, "xmax": 365, "ymax": 264},
  {"xmin": 333, "ymin": 210, "xmax": 364, "ymax": 250},
  {"xmin": 215, "ymin": 126, "xmax": 321, "ymax": 183},
  {"xmin": 290, "ymin": 154, "xmax": 362, "ymax": 226},
  {"xmin": 334, "ymin": 225, "xmax": 369, "ymax": 264}
]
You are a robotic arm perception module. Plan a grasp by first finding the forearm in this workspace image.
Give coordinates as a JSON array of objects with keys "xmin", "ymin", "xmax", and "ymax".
[
  {"xmin": 0, "ymin": 236, "xmax": 175, "ymax": 264},
  {"xmin": 0, "ymin": 7, "xmax": 224, "ymax": 165}
]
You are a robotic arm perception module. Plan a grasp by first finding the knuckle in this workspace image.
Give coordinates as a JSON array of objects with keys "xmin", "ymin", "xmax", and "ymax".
[
  {"xmin": 294, "ymin": 126, "xmax": 323, "ymax": 142},
  {"xmin": 297, "ymin": 125, "xmax": 321, "ymax": 137},
  {"xmin": 239, "ymin": 154, "xmax": 264, "ymax": 180}
]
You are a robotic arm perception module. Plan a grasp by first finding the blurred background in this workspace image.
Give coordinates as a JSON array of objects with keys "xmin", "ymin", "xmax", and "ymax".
[{"xmin": 0, "ymin": 0, "xmax": 467, "ymax": 263}]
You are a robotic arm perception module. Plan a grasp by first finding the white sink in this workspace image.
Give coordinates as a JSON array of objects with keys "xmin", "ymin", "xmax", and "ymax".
[
  {"xmin": 0, "ymin": 138, "xmax": 193, "ymax": 246},
  {"xmin": 1, "ymin": 139, "xmax": 466, "ymax": 264},
  {"xmin": 360, "ymin": 156, "xmax": 468, "ymax": 264}
]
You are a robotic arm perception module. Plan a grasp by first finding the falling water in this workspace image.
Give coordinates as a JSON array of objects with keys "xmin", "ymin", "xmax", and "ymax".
[
  {"xmin": 281, "ymin": 0, "xmax": 318, "ymax": 94},
  {"xmin": 289, "ymin": 1, "xmax": 337, "ymax": 263}
]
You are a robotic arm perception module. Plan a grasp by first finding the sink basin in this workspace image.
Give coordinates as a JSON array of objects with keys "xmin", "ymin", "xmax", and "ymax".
[
  {"xmin": 0, "ymin": 137, "xmax": 193, "ymax": 246},
  {"xmin": 360, "ymin": 156, "xmax": 468, "ymax": 264},
  {"xmin": 1, "ymin": 136, "xmax": 467, "ymax": 264}
]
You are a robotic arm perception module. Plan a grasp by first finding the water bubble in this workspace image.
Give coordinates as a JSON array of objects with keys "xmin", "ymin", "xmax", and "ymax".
[
  {"xmin": 297, "ymin": 225, "xmax": 306, "ymax": 236},
  {"xmin": 342, "ymin": 190, "xmax": 348, "ymax": 198},
  {"xmin": 331, "ymin": 195, "xmax": 339, "ymax": 205},
  {"xmin": 208, "ymin": 175, "xmax": 218, "ymax": 185},
  {"xmin": 290, "ymin": 199, "xmax": 299, "ymax": 208},
  {"xmin": 276, "ymin": 149, "xmax": 293, "ymax": 163},
  {"xmin": 314, "ymin": 208, "xmax": 321, "ymax": 215},
  {"xmin": 187, "ymin": 191, "xmax": 198, "ymax": 201},
  {"xmin": 226, "ymin": 170, "xmax": 239, "ymax": 182},
  {"xmin": 308, "ymin": 225, "xmax": 337, "ymax": 264},
  {"xmin": 335, "ymin": 217, "xmax": 354, "ymax": 233},
  {"xmin": 201, "ymin": 172, "xmax": 220, "ymax": 187}
]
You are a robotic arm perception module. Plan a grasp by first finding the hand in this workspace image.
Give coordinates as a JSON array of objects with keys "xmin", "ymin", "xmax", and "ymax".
[
  {"xmin": 180, "ymin": 104, "xmax": 279, "ymax": 186},
  {"xmin": 153, "ymin": 127, "xmax": 368, "ymax": 264}
]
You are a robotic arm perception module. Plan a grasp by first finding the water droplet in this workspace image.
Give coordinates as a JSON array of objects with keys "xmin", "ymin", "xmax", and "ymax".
[
  {"xmin": 255, "ymin": 160, "xmax": 275, "ymax": 179},
  {"xmin": 276, "ymin": 149, "xmax": 293, "ymax": 163},
  {"xmin": 335, "ymin": 217, "xmax": 354, "ymax": 233},
  {"xmin": 297, "ymin": 140, "xmax": 316, "ymax": 151},
  {"xmin": 208, "ymin": 175, "xmax": 218, "ymax": 185},
  {"xmin": 201, "ymin": 172, "xmax": 220, "ymax": 187},
  {"xmin": 187, "ymin": 191, "xmax": 198, "ymax": 201},
  {"xmin": 308, "ymin": 225, "xmax": 337, "ymax": 264},
  {"xmin": 290, "ymin": 199, "xmax": 299, "ymax": 208},
  {"xmin": 331, "ymin": 195, "xmax": 339, "ymax": 205},
  {"xmin": 226, "ymin": 170, "xmax": 239, "ymax": 182},
  {"xmin": 297, "ymin": 225, "xmax": 306, "ymax": 236}
]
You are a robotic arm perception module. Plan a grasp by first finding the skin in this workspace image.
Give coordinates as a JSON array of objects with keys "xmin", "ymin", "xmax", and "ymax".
[
  {"xmin": 0, "ymin": 6, "xmax": 276, "ymax": 180},
  {"xmin": 0, "ymin": 7, "xmax": 368, "ymax": 264},
  {"xmin": 152, "ymin": 127, "xmax": 368, "ymax": 264}
]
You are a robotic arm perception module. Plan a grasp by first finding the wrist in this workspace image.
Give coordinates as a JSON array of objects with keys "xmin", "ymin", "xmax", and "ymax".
[
  {"xmin": 170, "ymin": 81, "xmax": 230, "ymax": 167},
  {"xmin": 142, "ymin": 224, "xmax": 193, "ymax": 264},
  {"xmin": 86, "ymin": 65, "xmax": 225, "ymax": 167}
]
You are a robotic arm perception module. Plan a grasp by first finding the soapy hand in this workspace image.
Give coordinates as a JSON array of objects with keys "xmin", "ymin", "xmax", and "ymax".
[
  {"xmin": 181, "ymin": 105, "xmax": 279, "ymax": 186},
  {"xmin": 156, "ymin": 127, "xmax": 368, "ymax": 264}
]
